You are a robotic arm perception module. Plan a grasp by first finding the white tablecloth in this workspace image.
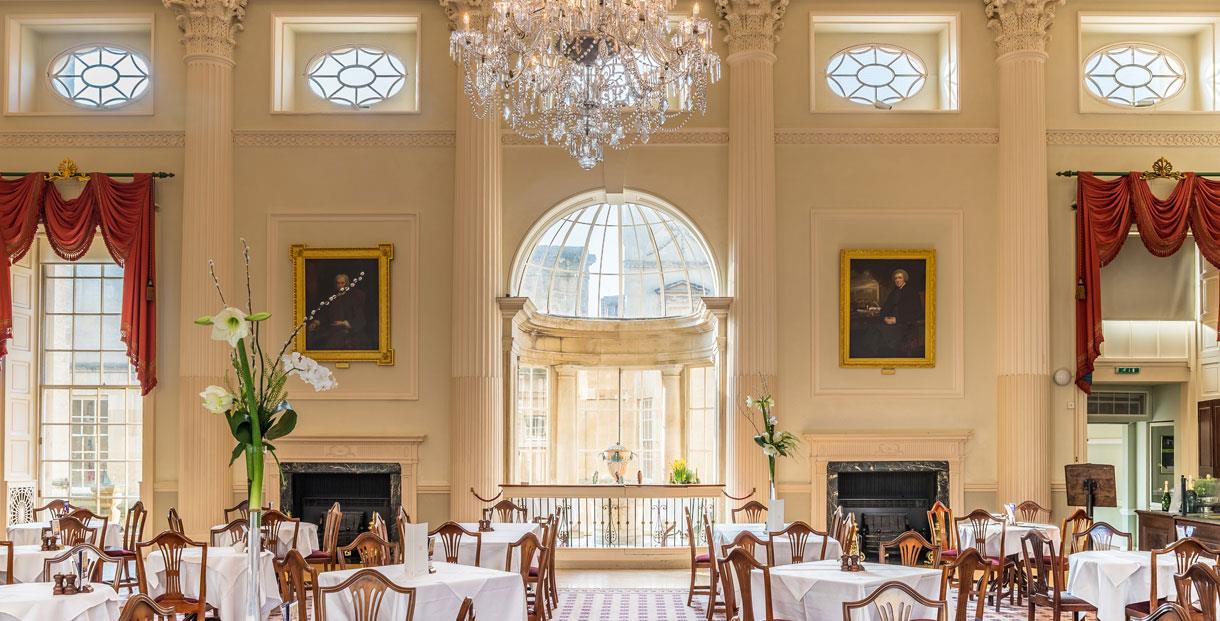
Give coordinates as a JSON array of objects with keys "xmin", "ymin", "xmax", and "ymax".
[
  {"xmin": 754, "ymin": 560, "xmax": 942, "ymax": 621},
  {"xmin": 956, "ymin": 522, "xmax": 1061, "ymax": 558},
  {"xmin": 318, "ymin": 561, "xmax": 526, "ymax": 621},
  {"xmin": 210, "ymin": 521, "xmax": 320, "ymax": 557},
  {"xmin": 143, "ymin": 546, "xmax": 281, "ymax": 621},
  {"xmin": 714, "ymin": 523, "xmax": 843, "ymax": 565},
  {"xmin": 6, "ymin": 522, "xmax": 123, "ymax": 550},
  {"xmin": 0, "ymin": 545, "xmax": 80, "ymax": 583},
  {"xmin": 1067, "ymin": 550, "xmax": 1179, "ymax": 621},
  {"xmin": 0, "ymin": 582, "xmax": 120, "ymax": 621},
  {"xmin": 430, "ymin": 523, "xmax": 540, "ymax": 571}
]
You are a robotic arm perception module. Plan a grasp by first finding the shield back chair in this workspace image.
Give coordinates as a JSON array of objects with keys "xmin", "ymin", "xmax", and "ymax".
[
  {"xmin": 955, "ymin": 509, "xmax": 1013, "ymax": 611},
  {"xmin": 166, "ymin": 508, "xmax": 184, "ymax": 535},
  {"xmin": 770, "ymin": 520, "xmax": 830, "ymax": 564},
  {"xmin": 938, "ymin": 548, "xmax": 991, "ymax": 621},
  {"xmin": 261, "ymin": 508, "xmax": 300, "ymax": 558},
  {"xmin": 506, "ymin": 531, "xmax": 548, "ymax": 621},
  {"xmin": 135, "ymin": 530, "xmax": 212, "ymax": 619},
  {"xmin": 731, "ymin": 500, "xmax": 768, "ymax": 524},
  {"xmin": 56, "ymin": 515, "xmax": 99, "ymax": 546},
  {"xmin": 319, "ymin": 568, "xmax": 416, "ymax": 621},
  {"xmin": 223, "ymin": 500, "xmax": 250, "ymax": 523},
  {"xmin": 117, "ymin": 594, "xmax": 178, "ymax": 621},
  {"xmin": 1060, "ymin": 509, "xmax": 1094, "ymax": 556},
  {"xmin": 1020, "ymin": 530, "xmax": 1096, "ymax": 620},
  {"xmin": 927, "ymin": 501, "xmax": 958, "ymax": 567},
  {"xmin": 843, "ymin": 580, "xmax": 948, "ymax": 621},
  {"xmin": 307, "ymin": 502, "xmax": 343, "ymax": 572},
  {"xmin": 33, "ymin": 499, "xmax": 71, "ymax": 520},
  {"xmin": 338, "ymin": 531, "xmax": 394, "ymax": 569},
  {"xmin": 274, "ymin": 549, "xmax": 321, "ymax": 621},
  {"xmin": 209, "ymin": 519, "xmax": 249, "ymax": 547},
  {"xmin": 65, "ymin": 508, "xmax": 109, "ymax": 545},
  {"xmin": 684, "ymin": 508, "xmax": 714, "ymax": 607},
  {"xmin": 110, "ymin": 501, "xmax": 148, "ymax": 593},
  {"xmin": 1174, "ymin": 562, "xmax": 1220, "ymax": 620},
  {"xmin": 1126, "ymin": 537, "xmax": 1217, "ymax": 618},
  {"xmin": 43, "ymin": 543, "xmax": 121, "ymax": 589},
  {"xmin": 1015, "ymin": 501, "xmax": 1052, "ymax": 523},
  {"xmin": 489, "ymin": 499, "xmax": 529, "ymax": 523},
  {"xmin": 1135, "ymin": 603, "xmax": 1194, "ymax": 620},
  {"xmin": 701, "ymin": 513, "xmax": 726, "ymax": 621},
  {"xmin": 1072, "ymin": 521, "xmax": 1133, "ymax": 552},
  {"xmin": 431, "ymin": 521, "xmax": 483, "ymax": 566},
  {"xmin": 879, "ymin": 530, "xmax": 941, "ymax": 567},
  {"xmin": 725, "ymin": 545, "xmax": 790, "ymax": 621}
]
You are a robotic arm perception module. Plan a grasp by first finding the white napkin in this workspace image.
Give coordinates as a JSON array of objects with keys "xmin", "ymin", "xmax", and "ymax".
[
  {"xmin": 403, "ymin": 523, "xmax": 429, "ymax": 578},
  {"xmin": 1098, "ymin": 556, "xmax": 1143, "ymax": 586}
]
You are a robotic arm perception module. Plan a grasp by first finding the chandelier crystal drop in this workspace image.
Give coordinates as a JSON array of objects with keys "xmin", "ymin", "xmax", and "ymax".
[{"xmin": 450, "ymin": 0, "xmax": 721, "ymax": 169}]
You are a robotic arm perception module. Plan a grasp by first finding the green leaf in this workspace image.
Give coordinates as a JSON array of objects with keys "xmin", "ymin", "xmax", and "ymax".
[
  {"xmin": 248, "ymin": 312, "xmax": 272, "ymax": 321},
  {"xmin": 229, "ymin": 443, "xmax": 246, "ymax": 466},
  {"xmin": 194, "ymin": 315, "xmax": 214, "ymax": 325},
  {"xmin": 265, "ymin": 409, "xmax": 297, "ymax": 441}
]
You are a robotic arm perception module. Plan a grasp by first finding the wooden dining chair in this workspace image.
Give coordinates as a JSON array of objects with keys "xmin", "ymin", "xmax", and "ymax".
[
  {"xmin": 702, "ymin": 512, "xmax": 726, "ymax": 621},
  {"xmin": 224, "ymin": 500, "xmax": 250, "ymax": 523},
  {"xmin": 33, "ymin": 499, "xmax": 71, "ymax": 520},
  {"xmin": 1073, "ymin": 521, "xmax": 1133, "ymax": 552},
  {"xmin": 166, "ymin": 507, "xmax": 184, "ymax": 535},
  {"xmin": 1020, "ymin": 530, "xmax": 1096, "ymax": 620},
  {"xmin": 261, "ymin": 508, "xmax": 300, "ymax": 558},
  {"xmin": 684, "ymin": 508, "xmax": 714, "ymax": 607},
  {"xmin": 1175, "ymin": 562, "xmax": 1220, "ymax": 619},
  {"xmin": 833, "ymin": 510, "xmax": 859, "ymax": 556},
  {"xmin": 319, "ymin": 567, "xmax": 416, "ymax": 621},
  {"xmin": 721, "ymin": 530, "xmax": 773, "ymax": 567},
  {"xmin": 716, "ymin": 555, "xmax": 738, "ymax": 621},
  {"xmin": 431, "ymin": 521, "xmax": 482, "ymax": 566},
  {"xmin": 43, "ymin": 543, "xmax": 122, "ymax": 589},
  {"xmin": 769, "ymin": 520, "xmax": 829, "ymax": 564},
  {"xmin": 66, "ymin": 507, "xmax": 109, "ymax": 545},
  {"xmin": 0, "ymin": 541, "xmax": 12, "ymax": 585},
  {"xmin": 1015, "ymin": 500, "xmax": 1051, "ymax": 523},
  {"xmin": 843, "ymin": 580, "xmax": 948, "ymax": 620},
  {"xmin": 725, "ymin": 545, "xmax": 789, "ymax": 621},
  {"xmin": 1060, "ymin": 508, "xmax": 1094, "ymax": 556},
  {"xmin": 209, "ymin": 518, "xmax": 249, "ymax": 546},
  {"xmin": 275, "ymin": 549, "xmax": 321, "ymax": 621},
  {"xmin": 488, "ymin": 499, "xmax": 529, "ymax": 523},
  {"xmin": 395, "ymin": 505, "xmax": 411, "ymax": 561},
  {"xmin": 938, "ymin": 548, "xmax": 990, "ymax": 621},
  {"xmin": 1126, "ymin": 537, "xmax": 1217, "ymax": 618},
  {"xmin": 338, "ymin": 531, "xmax": 394, "ymax": 568},
  {"xmin": 118, "ymin": 593, "xmax": 179, "ymax": 621},
  {"xmin": 370, "ymin": 512, "xmax": 389, "ymax": 540},
  {"xmin": 731, "ymin": 500, "xmax": 768, "ymax": 524},
  {"xmin": 506, "ymin": 531, "xmax": 548, "ymax": 621},
  {"xmin": 456, "ymin": 597, "xmax": 476, "ymax": 621},
  {"xmin": 110, "ymin": 500, "xmax": 148, "ymax": 592},
  {"xmin": 57, "ymin": 515, "xmax": 99, "ymax": 546},
  {"xmin": 927, "ymin": 501, "xmax": 958, "ymax": 566},
  {"xmin": 307, "ymin": 502, "xmax": 343, "ymax": 571},
  {"xmin": 1135, "ymin": 602, "xmax": 1194, "ymax": 620},
  {"xmin": 135, "ymin": 530, "xmax": 212, "ymax": 619},
  {"xmin": 879, "ymin": 530, "xmax": 941, "ymax": 567},
  {"xmin": 955, "ymin": 509, "xmax": 1012, "ymax": 611},
  {"xmin": 537, "ymin": 514, "xmax": 560, "ymax": 613}
]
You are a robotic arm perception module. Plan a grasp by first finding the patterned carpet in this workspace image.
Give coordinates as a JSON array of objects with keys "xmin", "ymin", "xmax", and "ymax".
[{"xmin": 551, "ymin": 588, "xmax": 1090, "ymax": 621}]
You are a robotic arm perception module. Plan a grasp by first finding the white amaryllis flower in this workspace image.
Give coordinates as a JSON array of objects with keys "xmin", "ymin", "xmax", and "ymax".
[
  {"xmin": 762, "ymin": 444, "xmax": 779, "ymax": 457},
  {"xmin": 282, "ymin": 352, "xmax": 337, "ymax": 392},
  {"xmin": 209, "ymin": 307, "xmax": 250, "ymax": 347},
  {"xmin": 756, "ymin": 396, "xmax": 775, "ymax": 409},
  {"xmin": 200, "ymin": 385, "xmax": 235, "ymax": 414}
]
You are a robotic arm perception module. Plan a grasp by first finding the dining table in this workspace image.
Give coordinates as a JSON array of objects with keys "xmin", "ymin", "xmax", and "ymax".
[
  {"xmin": 141, "ymin": 545, "xmax": 281, "ymax": 620},
  {"xmin": 0, "ymin": 582, "xmax": 120, "ymax": 621},
  {"xmin": 1067, "ymin": 549, "xmax": 1184, "ymax": 621},
  {"xmin": 210, "ymin": 520, "xmax": 321, "ymax": 557},
  {"xmin": 318, "ymin": 561, "xmax": 526, "ymax": 621},
  {"xmin": 752, "ymin": 559, "xmax": 943, "ymax": 621},
  {"xmin": 6, "ymin": 521, "xmax": 124, "ymax": 550},
  {"xmin": 0, "ymin": 544, "xmax": 84, "ymax": 583},
  {"xmin": 434, "ymin": 522, "xmax": 541, "ymax": 571},
  {"xmin": 956, "ymin": 521, "xmax": 1061, "ymax": 558},
  {"xmin": 713, "ymin": 523, "xmax": 844, "ymax": 565}
]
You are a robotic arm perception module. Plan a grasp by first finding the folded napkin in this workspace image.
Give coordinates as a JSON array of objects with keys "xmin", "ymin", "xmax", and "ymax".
[
  {"xmin": 1096, "ymin": 555, "xmax": 1143, "ymax": 586},
  {"xmin": 772, "ymin": 562, "xmax": 840, "ymax": 602}
]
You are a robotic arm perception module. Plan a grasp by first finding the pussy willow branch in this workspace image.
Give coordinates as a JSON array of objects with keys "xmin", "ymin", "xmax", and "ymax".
[
  {"xmin": 240, "ymin": 239, "xmax": 268, "ymax": 403},
  {"xmin": 207, "ymin": 260, "xmax": 227, "ymax": 306},
  {"xmin": 274, "ymin": 271, "xmax": 367, "ymax": 363}
]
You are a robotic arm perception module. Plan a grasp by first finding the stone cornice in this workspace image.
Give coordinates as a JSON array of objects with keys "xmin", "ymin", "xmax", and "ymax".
[
  {"xmin": 716, "ymin": 0, "xmax": 789, "ymax": 57},
  {"xmin": 234, "ymin": 130, "xmax": 456, "ymax": 147},
  {"xmin": 501, "ymin": 128, "xmax": 730, "ymax": 146},
  {"xmin": 163, "ymin": 0, "xmax": 247, "ymax": 63},
  {"xmin": 0, "ymin": 131, "xmax": 185, "ymax": 148},
  {"xmin": 984, "ymin": 0, "xmax": 1066, "ymax": 58},
  {"xmin": 1046, "ymin": 129, "xmax": 1220, "ymax": 147},
  {"xmin": 776, "ymin": 128, "xmax": 999, "ymax": 145}
]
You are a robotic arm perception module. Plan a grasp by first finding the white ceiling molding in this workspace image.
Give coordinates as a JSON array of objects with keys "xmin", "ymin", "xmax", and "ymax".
[
  {"xmin": 777, "ymin": 128, "xmax": 998, "ymax": 145},
  {"xmin": 0, "ymin": 131, "xmax": 184, "ymax": 148},
  {"xmin": 1047, "ymin": 129, "xmax": 1220, "ymax": 147}
]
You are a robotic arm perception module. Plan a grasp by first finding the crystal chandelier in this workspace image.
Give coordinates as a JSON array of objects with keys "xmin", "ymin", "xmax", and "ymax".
[{"xmin": 450, "ymin": 0, "xmax": 720, "ymax": 169}]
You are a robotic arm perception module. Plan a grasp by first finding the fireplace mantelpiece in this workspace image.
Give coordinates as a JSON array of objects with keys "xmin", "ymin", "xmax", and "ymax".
[
  {"xmin": 806, "ymin": 431, "xmax": 970, "ymax": 528},
  {"xmin": 262, "ymin": 435, "xmax": 425, "ymax": 520}
]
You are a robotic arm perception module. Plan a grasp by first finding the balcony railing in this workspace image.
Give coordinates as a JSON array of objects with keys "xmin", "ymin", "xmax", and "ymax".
[{"xmin": 501, "ymin": 484, "xmax": 725, "ymax": 549}]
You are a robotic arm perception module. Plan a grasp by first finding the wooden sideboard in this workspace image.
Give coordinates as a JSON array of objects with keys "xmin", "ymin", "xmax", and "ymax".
[{"xmin": 1136, "ymin": 510, "xmax": 1220, "ymax": 550}]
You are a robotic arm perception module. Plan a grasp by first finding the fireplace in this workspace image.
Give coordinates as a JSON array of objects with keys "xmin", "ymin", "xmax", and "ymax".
[
  {"xmin": 828, "ymin": 461, "xmax": 949, "ymax": 561},
  {"xmin": 280, "ymin": 462, "xmax": 401, "ymax": 547}
]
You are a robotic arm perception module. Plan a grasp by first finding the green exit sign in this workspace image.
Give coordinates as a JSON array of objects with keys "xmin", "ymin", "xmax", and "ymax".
[{"xmin": 1116, "ymin": 367, "xmax": 1141, "ymax": 375}]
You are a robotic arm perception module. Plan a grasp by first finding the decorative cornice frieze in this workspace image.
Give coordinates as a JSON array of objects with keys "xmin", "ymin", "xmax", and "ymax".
[
  {"xmin": 163, "ymin": 0, "xmax": 247, "ymax": 63},
  {"xmin": 983, "ymin": 0, "xmax": 1066, "ymax": 58},
  {"xmin": 0, "ymin": 131, "xmax": 185, "ymax": 148},
  {"xmin": 234, "ymin": 130, "xmax": 456, "ymax": 148},
  {"xmin": 716, "ymin": 0, "xmax": 789, "ymax": 57},
  {"xmin": 501, "ymin": 128, "xmax": 730, "ymax": 146},
  {"xmin": 1047, "ymin": 129, "xmax": 1220, "ymax": 147},
  {"xmin": 776, "ymin": 128, "xmax": 1000, "ymax": 145}
]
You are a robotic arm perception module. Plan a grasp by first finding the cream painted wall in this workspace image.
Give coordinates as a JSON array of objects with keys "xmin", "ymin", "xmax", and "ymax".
[{"xmin": 5, "ymin": 0, "xmax": 1220, "ymax": 531}]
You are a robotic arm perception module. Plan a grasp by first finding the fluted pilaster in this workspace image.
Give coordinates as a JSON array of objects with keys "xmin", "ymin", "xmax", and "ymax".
[
  {"xmin": 165, "ymin": 0, "xmax": 245, "ymax": 538},
  {"xmin": 450, "ymin": 79, "xmax": 504, "ymax": 521},
  {"xmin": 718, "ymin": 0, "xmax": 784, "ymax": 500},
  {"xmin": 987, "ymin": 0, "xmax": 1063, "ymax": 508}
]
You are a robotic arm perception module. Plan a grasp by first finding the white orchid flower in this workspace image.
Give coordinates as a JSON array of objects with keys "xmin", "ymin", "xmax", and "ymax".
[
  {"xmin": 200, "ymin": 385, "xmax": 235, "ymax": 414},
  {"xmin": 209, "ymin": 307, "xmax": 250, "ymax": 348},
  {"xmin": 745, "ymin": 396, "xmax": 754, "ymax": 408},
  {"xmin": 282, "ymin": 352, "xmax": 337, "ymax": 392}
]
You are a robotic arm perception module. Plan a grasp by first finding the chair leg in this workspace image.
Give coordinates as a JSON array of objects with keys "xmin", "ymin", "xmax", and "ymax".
[
  {"xmin": 705, "ymin": 570, "xmax": 718, "ymax": 621},
  {"xmin": 688, "ymin": 564, "xmax": 697, "ymax": 606}
]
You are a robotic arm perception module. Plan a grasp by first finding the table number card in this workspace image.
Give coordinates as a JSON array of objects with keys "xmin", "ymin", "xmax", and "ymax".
[
  {"xmin": 1004, "ymin": 503, "xmax": 1017, "ymax": 524},
  {"xmin": 767, "ymin": 499, "xmax": 785, "ymax": 532},
  {"xmin": 404, "ymin": 523, "xmax": 429, "ymax": 577}
]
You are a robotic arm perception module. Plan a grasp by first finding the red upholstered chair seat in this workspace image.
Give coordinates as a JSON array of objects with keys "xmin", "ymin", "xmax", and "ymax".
[
  {"xmin": 694, "ymin": 553, "xmax": 711, "ymax": 563},
  {"xmin": 939, "ymin": 549, "xmax": 958, "ymax": 557},
  {"xmin": 305, "ymin": 549, "xmax": 330, "ymax": 561},
  {"xmin": 105, "ymin": 548, "xmax": 135, "ymax": 557},
  {"xmin": 528, "ymin": 565, "xmax": 540, "ymax": 577}
]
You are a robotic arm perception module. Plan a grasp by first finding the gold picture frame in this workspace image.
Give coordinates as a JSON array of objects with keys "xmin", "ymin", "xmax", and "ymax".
[
  {"xmin": 291, "ymin": 244, "xmax": 394, "ymax": 365},
  {"xmin": 839, "ymin": 248, "xmax": 935, "ymax": 368}
]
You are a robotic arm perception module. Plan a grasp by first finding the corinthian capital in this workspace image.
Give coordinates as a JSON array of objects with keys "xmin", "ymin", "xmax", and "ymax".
[
  {"xmin": 984, "ymin": 0, "xmax": 1066, "ymax": 57},
  {"xmin": 438, "ymin": 0, "xmax": 488, "ymax": 30},
  {"xmin": 716, "ymin": 0, "xmax": 789, "ymax": 58},
  {"xmin": 163, "ymin": 0, "xmax": 247, "ymax": 63}
]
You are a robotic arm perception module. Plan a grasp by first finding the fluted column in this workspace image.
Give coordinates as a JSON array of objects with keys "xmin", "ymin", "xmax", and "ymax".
[
  {"xmin": 164, "ymin": 0, "xmax": 245, "ymax": 538},
  {"xmin": 717, "ymin": 0, "xmax": 786, "ymax": 501},
  {"xmin": 987, "ymin": 0, "xmax": 1064, "ymax": 509},
  {"xmin": 450, "ymin": 77, "xmax": 504, "ymax": 521}
]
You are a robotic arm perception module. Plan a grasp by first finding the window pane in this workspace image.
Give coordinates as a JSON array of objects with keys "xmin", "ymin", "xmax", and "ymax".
[
  {"xmin": 42, "ymin": 462, "xmax": 70, "ymax": 498},
  {"xmin": 72, "ymin": 353, "xmax": 101, "ymax": 384},
  {"xmin": 102, "ymin": 279, "xmax": 123, "ymax": 313},
  {"xmin": 73, "ymin": 316, "xmax": 100, "ymax": 349},
  {"xmin": 73, "ymin": 278, "xmax": 101, "ymax": 313},
  {"xmin": 75, "ymin": 264, "xmax": 102, "ymax": 277},
  {"xmin": 45, "ymin": 315, "xmax": 73, "ymax": 350},
  {"xmin": 45, "ymin": 278, "xmax": 74, "ymax": 312},
  {"xmin": 101, "ymin": 316, "xmax": 124, "ymax": 351}
]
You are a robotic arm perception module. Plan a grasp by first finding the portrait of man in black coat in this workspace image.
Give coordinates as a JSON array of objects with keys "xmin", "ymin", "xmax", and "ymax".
[{"xmin": 841, "ymin": 251, "xmax": 934, "ymax": 366}]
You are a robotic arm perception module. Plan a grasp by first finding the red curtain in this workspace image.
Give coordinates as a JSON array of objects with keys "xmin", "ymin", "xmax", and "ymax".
[
  {"xmin": 1076, "ymin": 171, "xmax": 1220, "ymax": 393},
  {"xmin": 0, "ymin": 173, "xmax": 156, "ymax": 394}
]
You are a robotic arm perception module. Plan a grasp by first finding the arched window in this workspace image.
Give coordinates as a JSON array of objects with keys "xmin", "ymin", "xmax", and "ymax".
[
  {"xmin": 48, "ymin": 45, "xmax": 150, "ymax": 109},
  {"xmin": 305, "ymin": 46, "xmax": 407, "ymax": 109},
  {"xmin": 826, "ymin": 44, "xmax": 927, "ymax": 107},
  {"xmin": 513, "ymin": 192, "xmax": 718, "ymax": 319},
  {"xmin": 1084, "ymin": 43, "xmax": 1186, "ymax": 108}
]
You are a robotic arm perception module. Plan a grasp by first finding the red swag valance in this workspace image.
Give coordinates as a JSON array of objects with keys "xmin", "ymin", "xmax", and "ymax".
[
  {"xmin": 0, "ymin": 173, "xmax": 156, "ymax": 394},
  {"xmin": 1076, "ymin": 171, "xmax": 1220, "ymax": 393}
]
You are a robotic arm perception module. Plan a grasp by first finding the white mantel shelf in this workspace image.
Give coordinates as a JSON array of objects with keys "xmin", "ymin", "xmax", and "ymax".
[
  {"xmin": 805, "ymin": 430, "xmax": 972, "ymax": 528},
  {"xmin": 266, "ymin": 435, "xmax": 427, "ymax": 519}
]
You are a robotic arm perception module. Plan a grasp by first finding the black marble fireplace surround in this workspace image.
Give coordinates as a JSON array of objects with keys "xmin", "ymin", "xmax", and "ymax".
[
  {"xmin": 280, "ymin": 462, "xmax": 401, "ymax": 547},
  {"xmin": 828, "ymin": 461, "xmax": 949, "ymax": 560}
]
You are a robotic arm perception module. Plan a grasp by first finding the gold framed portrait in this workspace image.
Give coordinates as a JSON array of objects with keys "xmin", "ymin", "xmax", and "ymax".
[
  {"xmin": 839, "ymin": 248, "xmax": 935, "ymax": 368},
  {"xmin": 291, "ymin": 244, "xmax": 394, "ymax": 365}
]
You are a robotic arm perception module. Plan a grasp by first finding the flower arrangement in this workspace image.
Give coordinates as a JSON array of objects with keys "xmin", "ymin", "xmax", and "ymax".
[
  {"xmin": 743, "ymin": 393, "xmax": 799, "ymax": 498},
  {"xmin": 670, "ymin": 459, "xmax": 699, "ymax": 484},
  {"xmin": 194, "ymin": 241, "xmax": 358, "ymax": 513}
]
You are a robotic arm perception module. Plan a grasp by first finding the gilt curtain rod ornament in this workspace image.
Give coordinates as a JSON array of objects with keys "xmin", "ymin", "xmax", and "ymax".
[
  {"xmin": 0, "ymin": 158, "xmax": 175, "ymax": 180},
  {"xmin": 449, "ymin": 0, "xmax": 720, "ymax": 170},
  {"xmin": 1057, "ymin": 157, "xmax": 1220, "ymax": 179}
]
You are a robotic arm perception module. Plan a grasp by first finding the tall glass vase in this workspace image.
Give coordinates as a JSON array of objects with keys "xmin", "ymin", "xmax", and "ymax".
[{"xmin": 245, "ymin": 508, "xmax": 262, "ymax": 621}]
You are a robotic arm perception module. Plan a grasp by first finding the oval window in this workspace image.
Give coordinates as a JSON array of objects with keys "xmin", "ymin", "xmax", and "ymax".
[
  {"xmin": 826, "ymin": 44, "xmax": 927, "ymax": 107},
  {"xmin": 306, "ymin": 46, "xmax": 407, "ymax": 109},
  {"xmin": 48, "ymin": 45, "xmax": 151, "ymax": 109},
  {"xmin": 1084, "ymin": 43, "xmax": 1185, "ymax": 108}
]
